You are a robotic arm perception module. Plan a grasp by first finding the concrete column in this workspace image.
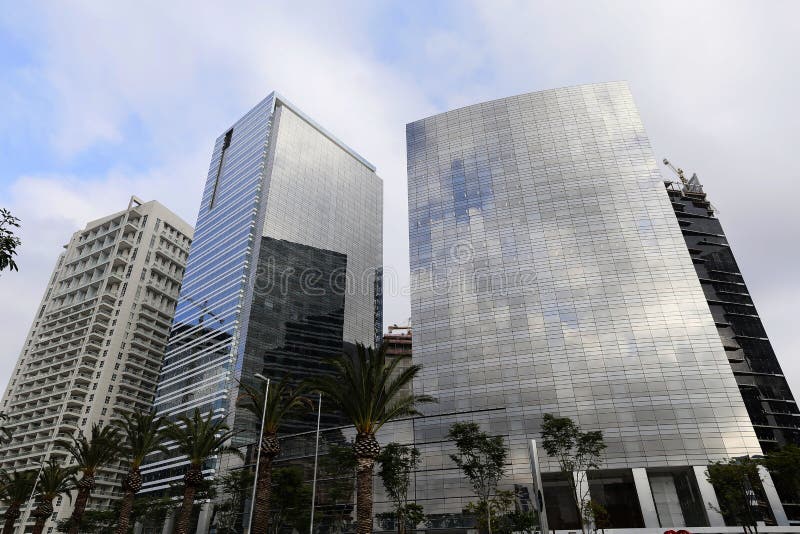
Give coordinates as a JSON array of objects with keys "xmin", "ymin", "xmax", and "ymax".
[
  {"xmin": 196, "ymin": 501, "xmax": 214, "ymax": 534},
  {"xmin": 759, "ymin": 465, "xmax": 789, "ymax": 526},
  {"xmin": 161, "ymin": 510, "xmax": 175, "ymax": 534},
  {"xmin": 632, "ymin": 468, "xmax": 660, "ymax": 528},
  {"xmin": 693, "ymin": 465, "xmax": 725, "ymax": 527},
  {"xmin": 528, "ymin": 439, "xmax": 549, "ymax": 534}
]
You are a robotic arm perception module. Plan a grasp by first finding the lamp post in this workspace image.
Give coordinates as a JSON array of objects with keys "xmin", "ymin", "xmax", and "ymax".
[
  {"xmin": 309, "ymin": 393, "xmax": 322, "ymax": 534},
  {"xmin": 16, "ymin": 460, "xmax": 45, "ymax": 534},
  {"xmin": 247, "ymin": 373, "xmax": 270, "ymax": 534}
]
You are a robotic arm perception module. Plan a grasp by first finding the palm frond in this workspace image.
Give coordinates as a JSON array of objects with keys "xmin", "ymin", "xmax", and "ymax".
[
  {"xmin": 237, "ymin": 375, "xmax": 313, "ymax": 434},
  {"xmin": 55, "ymin": 423, "xmax": 122, "ymax": 477},
  {"xmin": 308, "ymin": 343, "xmax": 437, "ymax": 436},
  {"xmin": 113, "ymin": 410, "xmax": 168, "ymax": 467},
  {"xmin": 36, "ymin": 459, "xmax": 78, "ymax": 502},
  {"xmin": 164, "ymin": 409, "xmax": 242, "ymax": 466}
]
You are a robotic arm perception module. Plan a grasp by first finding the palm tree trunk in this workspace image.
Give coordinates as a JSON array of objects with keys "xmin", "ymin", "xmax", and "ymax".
[
  {"xmin": 356, "ymin": 457, "xmax": 375, "ymax": 534},
  {"xmin": 67, "ymin": 487, "xmax": 90, "ymax": 534},
  {"xmin": 2, "ymin": 505, "xmax": 20, "ymax": 534},
  {"xmin": 114, "ymin": 489, "xmax": 136, "ymax": 534},
  {"xmin": 251, "ymin": 455, "xmax": 273, "ymax": 534},
  {"xmin": 175, "ymin": 470, "xmax": 200, "ymax": 534}
]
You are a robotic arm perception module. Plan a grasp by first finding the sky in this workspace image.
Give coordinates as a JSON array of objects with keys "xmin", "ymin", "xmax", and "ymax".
[{"xmin": 1, "ymin": 0, "xmax": 799, "ymax": 396}]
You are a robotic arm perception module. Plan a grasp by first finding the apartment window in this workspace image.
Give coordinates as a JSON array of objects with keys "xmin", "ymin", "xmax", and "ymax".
[{"xmin": 209, "ymin": 129, "xmax": 233, "ymax": 209}]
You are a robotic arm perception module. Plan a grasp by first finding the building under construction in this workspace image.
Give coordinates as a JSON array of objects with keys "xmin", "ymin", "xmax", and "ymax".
[{"xmin": 663, "ymin": 160, "xmax": 800, "ymax": 457}]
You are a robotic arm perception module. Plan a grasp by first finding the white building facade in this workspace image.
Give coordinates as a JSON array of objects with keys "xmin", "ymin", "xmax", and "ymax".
[{"xmin": 0, "ymin": 197, "xmax": 193, "ymax": 532}]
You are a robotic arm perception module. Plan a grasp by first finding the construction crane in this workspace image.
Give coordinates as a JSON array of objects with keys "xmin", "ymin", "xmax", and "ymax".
[
  {"xmin": 662, "ymin": 157, "xmax": 718, "ymax": 213},
  {"xmin": 662, "ymin": 158, "xmax": 688, "ymax": 185}
]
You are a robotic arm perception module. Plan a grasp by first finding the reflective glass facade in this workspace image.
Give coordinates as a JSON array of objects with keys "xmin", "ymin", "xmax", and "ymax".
[
  {"xmin": 402, "ymin": 82, "xmax": 765, "ymax": 527},
  {"xmin": 142, "ymin": 93, "xmax": 382, "ymax": 495}
]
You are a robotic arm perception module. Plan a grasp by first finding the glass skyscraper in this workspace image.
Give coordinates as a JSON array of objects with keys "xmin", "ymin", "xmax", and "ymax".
[
  {"xmin": 140, "ymin": 92, "xmax": 382, "ymax": 526},
  {"xmin": 401, "ymin": 82, "xmax": 788, "ymax": 529}
]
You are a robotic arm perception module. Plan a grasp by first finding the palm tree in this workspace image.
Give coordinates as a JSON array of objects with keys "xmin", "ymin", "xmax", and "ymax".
[
  {"xmin": 0, "ymin": 468, "xmax": 37, "ymax": 534},
  {"xmin": 113, "ymin": 411, "xmax": 168, "ymax": 534},
  {"xmin": 238, "ymin": 376, "xmax": 312, "ymax": 534},
  {"xmin": 164, "ymin": 409, "xmax": 242, "ymax": 534},
  {"xmin": 57, "ymin": 423, "xmax": 121, "ymax": 534},
  {"xmin": 30, "ymin": 458, "xmax": 77, "ymax": 534},
  {"xmin": 309, "ymin": 343, "xmax": 435, "ymax": 534}
]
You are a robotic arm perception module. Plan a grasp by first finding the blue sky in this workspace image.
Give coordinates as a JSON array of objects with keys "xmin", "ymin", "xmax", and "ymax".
[{"xmin": 1, "ymin": 0, "xmax": 799, "ymax": 394}]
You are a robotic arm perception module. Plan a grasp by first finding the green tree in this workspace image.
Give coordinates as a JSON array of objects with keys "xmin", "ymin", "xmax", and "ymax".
[
  {"xmin": 0, "ymin": 468, "xmax": 37, "ymax": 533},
  {"xmin": 500, "ymin": 508, "xmax": 538, "ymax": 534},
  {"xmin": 57, "ymin": 424, "xmax": 121, "ymax": 534},
  {"xmin": 464, "ymin": 489, "xmax": 515, "ymax": 534},
  {"xmin": 583, "ymin": 500, "xmax": 610, "ymax": 533},
  {"xmin": 0, "ymin": 209, "xmax": 21, "ymax": 273},
  {"xmin": 447, "ymin": 422, "xmax": 508, "ymax": 534},
  {"xmin": 113, "ymin": 411, "xmax": 168, "ymax": 534},
  {"xmin": 707, "ymin": 457, "xmax": 767, "ymax": 534},
  {"xmin": 269, "ymin": 465, "xmax": 313, "ymax": 534},
  {"xmin": 131, "ymin": 494, "xmax": 178, "ymax": 533},
  {"xmin": 31, "ymin": 459, "xmax": 78, "ymax": 534},
  {"xmin": 164, "ymin": 409, "xmax": 242, "ymax": 534},
  {"xmin": 377, "ymin": 442, "xmax": 423, "ymax": 534},
  {"xmin": 57, "ymin": 507, "xmax": 118, "ymax": 533},
  {"xmin": 237, "ymin": 376, "xmax": 311, "ymax": 534},
  {"xmin": 540, "ymin": 414, "xmax": 606, "ymax": 534},
  {"xmin": 214, "ymin": 469, "xmax": 254, "ymax": 534},
  {"xmin": 763, "ymin": 444, "xmax": 800, "ymax": 503},
  {"xmin": 309, "ymin": 343, "xmax": 435, "ymax": 534}
]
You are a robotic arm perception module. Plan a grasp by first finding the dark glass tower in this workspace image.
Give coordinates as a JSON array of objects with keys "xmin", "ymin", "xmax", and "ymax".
[
  {"xmin": 140, "ymin": 92, "xmax": 383, "ymax": 530},
  {"xmin": 664, "ymin": 169, "xmax": 800, "ymax": 450}
]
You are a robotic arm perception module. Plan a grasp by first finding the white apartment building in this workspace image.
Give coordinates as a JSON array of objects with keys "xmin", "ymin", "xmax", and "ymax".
[{"xmin": 0, "ymin": 196, "xmax": 193, "ymax": 532}]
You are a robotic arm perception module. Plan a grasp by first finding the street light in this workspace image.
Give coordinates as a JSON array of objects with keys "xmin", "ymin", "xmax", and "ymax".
[
  {"xmin": 309, "ymin": 393, "xmax": 322, "ymax": 534},
  {"xmin": 247, "ymin": 373, "xmax": 270, "ymax": 534}
]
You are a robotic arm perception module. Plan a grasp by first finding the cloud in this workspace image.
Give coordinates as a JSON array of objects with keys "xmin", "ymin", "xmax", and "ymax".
[{"xmin": 0, "ymin": 1, "xmax": 432, "ymax": 392}]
